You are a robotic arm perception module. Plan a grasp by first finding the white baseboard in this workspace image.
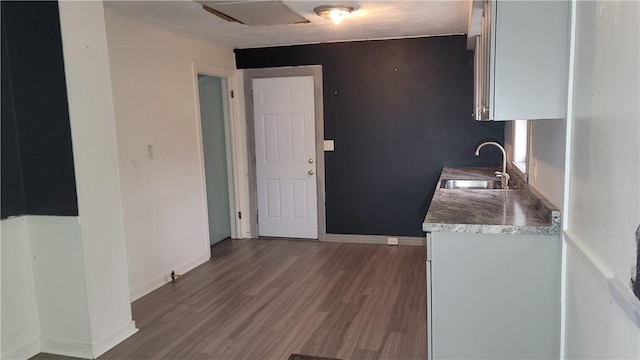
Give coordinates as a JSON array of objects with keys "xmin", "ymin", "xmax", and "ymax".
[
  {"xmin": 91, "ymin": 320, "xmax": 138, "ymax": 358},
  {"xmin": 25, "ymin": 215, "xmax": 80, "ymax": 226},
  {"xmin": 39, "ymin": 321, "xmax": 138, "ymax": 359},
  {"xmin": 130, "ymin": 254, "xmax": 210, "ymax": 302},
  {"xmin": 324, "ymin": 234, "xmax": 425, "ymax": 246},
  {"xmin": 40, "ymin": 337, "xmax": 93, "ymax": 359},
  {"xmin": 1, "ymin": 337, "xmax": 41, "ymax": 360}
]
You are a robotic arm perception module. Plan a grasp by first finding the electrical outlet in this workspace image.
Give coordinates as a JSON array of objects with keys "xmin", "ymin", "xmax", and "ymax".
[
  {"xmin": 387, "ymin": 237, "xmax": 399, "ymax": 246},
  {"xmin": 533, "ymin": 162, "xmax": 538, "ymax": 182},
  {"xmin": 324, "ymin": 140, "xmax": 335, "ymax": 151}
]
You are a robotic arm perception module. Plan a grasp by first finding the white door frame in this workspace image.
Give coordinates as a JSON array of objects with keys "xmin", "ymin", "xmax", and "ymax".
[
  {"xmin": 243, "ymin": 66, "xmax": 326, "ymax": 240},
  {"xmin": 192, "ymin": 62, "xmax": 243, "ymax": 240}
]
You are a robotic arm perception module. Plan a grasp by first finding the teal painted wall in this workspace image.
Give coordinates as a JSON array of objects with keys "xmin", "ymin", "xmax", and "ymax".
[{"xmin": 198, "ymin": 75, "xmax": 231, "ymax": 244}]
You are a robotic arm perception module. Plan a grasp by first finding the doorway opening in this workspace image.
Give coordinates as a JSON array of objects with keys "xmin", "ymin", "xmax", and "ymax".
[{"xmin": 197, "ymin": 74, "xmax": 233, "ymax": 245}]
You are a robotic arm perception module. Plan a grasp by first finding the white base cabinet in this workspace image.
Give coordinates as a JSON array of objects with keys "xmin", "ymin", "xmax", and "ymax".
[{"xmin": 426, "ymin": 231, "xmax": 560, "ymax": 359}]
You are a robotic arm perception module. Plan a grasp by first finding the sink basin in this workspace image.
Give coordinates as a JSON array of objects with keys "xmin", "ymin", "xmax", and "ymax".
[{"xmin": 440, "ymin": 179, "xmax": 502, "ymax": 189}]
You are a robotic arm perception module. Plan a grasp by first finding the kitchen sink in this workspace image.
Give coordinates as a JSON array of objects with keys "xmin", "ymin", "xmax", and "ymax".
[{"xmin": 440, "ymin": 179, "xmax": 504, "ymax": 189}]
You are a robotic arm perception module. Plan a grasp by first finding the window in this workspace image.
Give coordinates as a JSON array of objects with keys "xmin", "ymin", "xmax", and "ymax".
[{"xmin": 512, "ymin": 120, "xmax": 528, "ymax": 175}]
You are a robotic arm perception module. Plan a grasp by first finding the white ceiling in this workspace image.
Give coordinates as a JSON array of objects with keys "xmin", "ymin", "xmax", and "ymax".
[{"xmin": 103, "ymin": 0, "xmax": 470, "ymax": 49}]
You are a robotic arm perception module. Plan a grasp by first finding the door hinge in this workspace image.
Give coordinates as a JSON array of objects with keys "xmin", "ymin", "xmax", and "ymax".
[
  {"xmin": 230, "ymin": 90, "xmax": 234, "ymax": 98},
  {"xmin": 256, "ymin": 210, "xmax": 259, "ymax": 223},
  {"xmin": 238, "ymin": 211, "xmax": 242, "ymax": 219}
]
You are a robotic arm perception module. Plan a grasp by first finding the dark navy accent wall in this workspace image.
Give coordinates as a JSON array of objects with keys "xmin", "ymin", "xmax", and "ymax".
[
  {"xmin": 1, "ymin": 1, "xmax": 78, "ymax": 219},
  {"xmin": 237, "ymin": 36, "xmax": 504, "ymax": 237},
  {"xmin": 1, "ymin": 13, "xmax": 27, "ymax": 217}
]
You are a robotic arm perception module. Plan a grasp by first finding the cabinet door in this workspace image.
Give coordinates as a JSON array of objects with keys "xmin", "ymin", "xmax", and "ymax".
[
  {"xmin": 474, "ymin": 0, "xmax": 570, "ymax": 121},
  {"xmin": 492, "ymin": 0, "xmax": 570, "ymax": 120},
  {"xmin": 430, "ymin": 232, "xmax": 560, "ymax": 359}
]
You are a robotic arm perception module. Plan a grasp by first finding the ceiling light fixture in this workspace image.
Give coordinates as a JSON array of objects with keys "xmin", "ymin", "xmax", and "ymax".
[{"xmin": 314, "ymin": 5, "xmax": 353, "ymax": 25}]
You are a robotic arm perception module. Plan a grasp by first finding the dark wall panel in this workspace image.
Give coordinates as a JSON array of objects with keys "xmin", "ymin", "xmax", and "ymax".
[
  {"xmin": 236, "ymin": 36, "xmax": 504, "ymax": 236},
  {"xmin": 1, "ymin": 14, "xmax": 27, "ymax": 218},
  {"xmin": 1, "ymin": 1, "xmax": 78, "ymax": 219}
]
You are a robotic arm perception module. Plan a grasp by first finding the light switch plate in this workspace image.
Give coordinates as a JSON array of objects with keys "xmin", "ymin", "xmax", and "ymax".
[{"xmin": 324, "ymin": 140, "xmax": 334, "ymax": 151}]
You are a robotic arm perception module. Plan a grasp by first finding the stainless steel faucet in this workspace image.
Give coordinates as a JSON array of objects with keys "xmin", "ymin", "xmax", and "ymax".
[{"xmin": 475, "ymin": 141, "xmax": 510, "ymax": 189}]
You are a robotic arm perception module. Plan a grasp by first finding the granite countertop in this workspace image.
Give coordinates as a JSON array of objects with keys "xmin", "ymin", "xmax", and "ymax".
[{"xmin": 422, "ymin": 167, "xmax": 561, "ymax": 235}]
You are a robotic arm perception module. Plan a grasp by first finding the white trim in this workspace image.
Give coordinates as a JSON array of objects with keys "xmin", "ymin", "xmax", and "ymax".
[
  {"xmin": 243, "ymin": 66, "xmax": 326, "ymax": 240},
  {"xmin": 192, "ymin": 62, "xmax": 242, "ymax": 241},
  {"xmin": 1, "ymin": 337, "xmax": 41, "ymax": 360},
  {"xmin": 560, "ymin": 1, "xmax": 579, "ymax": 356},
  {"xmin": 91, "ymin": 320, "xmax": 138, "ymax": 359},
  {"xmin": 25, "ymin": 215, "xmax": 81, "ymax": 226},
  {"xmin": 324, "ymin": 234, "xmax": 426, "ymax": 246},
  {"xmin": 227, "ymin": 73, "xmax": 247, "ymax": 239},
  {"xmin": 40, "ymin": 337, "xmax": 93, "ymax": 359},
  {"xmin": 130, "ymin": 253, "xmax": 210, "ymax": 302},
  {"xmin": 220, "ymin": 78, "xmax": 237, "ymax": 239}
]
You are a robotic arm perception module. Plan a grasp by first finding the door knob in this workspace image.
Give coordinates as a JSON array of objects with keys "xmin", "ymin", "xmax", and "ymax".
[
  {"xmin": 308, "ymin": 158, "xmax": 314, "ymax": 164},
  {"xmin": 308, "ymin": 170, "xmax": 314, "ymax": 175}
]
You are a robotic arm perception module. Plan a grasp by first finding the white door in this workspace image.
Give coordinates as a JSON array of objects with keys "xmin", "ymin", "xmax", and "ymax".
[{"xmin": 253, "ymin": 76, "xmax": 317, "ymax": 239}]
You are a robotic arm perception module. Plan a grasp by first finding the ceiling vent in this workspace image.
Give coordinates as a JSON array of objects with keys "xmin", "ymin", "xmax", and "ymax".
[{"xmin": 198, "ymin": 1, "xmax": 310, "ymax": 26}]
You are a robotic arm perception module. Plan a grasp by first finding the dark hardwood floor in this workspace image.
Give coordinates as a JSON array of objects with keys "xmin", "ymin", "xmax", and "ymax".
[{"xmin": 32, "ymin": 238, "xmax": 427, "ymax": 360}]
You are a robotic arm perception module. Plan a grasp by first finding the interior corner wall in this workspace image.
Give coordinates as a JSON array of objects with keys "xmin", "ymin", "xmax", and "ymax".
[
  {"xmin": 58, "ymin": 1, "xmax": 137, "ymax": 357},
  {"xmin": 27, "ymin": 216, "xmax": 91, "ymax": 359},
  {"xmin": 235, "ymin": 36, "xmax": 505, "ymax": 237},
  {"xmin": 564, "ymin": 0, "xmax": 640, "ymax": 358},
  {"xmin": 1, "ymin": 218, "xmax": 41, "ymax": 360},
  {"xmin": 103, "ymin": 10, "xmax": 237, "ymax": 300}
]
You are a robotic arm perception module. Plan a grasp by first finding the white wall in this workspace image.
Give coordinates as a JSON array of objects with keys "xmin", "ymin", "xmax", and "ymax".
[
  {"xmin": 504, "ymin": 119, "xmax": 566, "ymax": 209},
  {"xmin": 1, "ymin": 218, "xmax": 41, "ymax": 360},
  {"xmin": 563, "ymin": 0, "xmax": 640, "ymax": 358},
  {"xmin": 28, "ymin": 217, "xmax": 91, "ymax": 358},
  {"xmin": 58, "ymin": 1, "xmax": 137, "ymax": 357},
  {"xmin": 529, "ymin": 119, "xmax": 566, "ymax": 209},
  {"xmin": 103, "ymin": 10, "xmax": 237, "ymax": 300},
  {"xmin": 1, "ymin": 216, "xmax": 95, "ymax": 360}
]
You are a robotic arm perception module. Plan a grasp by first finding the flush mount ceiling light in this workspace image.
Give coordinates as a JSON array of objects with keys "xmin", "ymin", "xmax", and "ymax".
[{"xmin": 314, "ymin": 5, "xmax": 354, "ymax": 25}]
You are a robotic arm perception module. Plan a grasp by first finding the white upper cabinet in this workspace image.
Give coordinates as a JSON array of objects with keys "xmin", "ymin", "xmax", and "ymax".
[{"xmin": 471, "ymin": 0, "xmax": 571, "ymax": 121}]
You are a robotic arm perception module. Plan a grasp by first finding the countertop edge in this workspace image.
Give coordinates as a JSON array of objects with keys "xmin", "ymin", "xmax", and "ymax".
[{"xmin": 422, "ymin": 166, "xmax": 562, "ymax": 236}]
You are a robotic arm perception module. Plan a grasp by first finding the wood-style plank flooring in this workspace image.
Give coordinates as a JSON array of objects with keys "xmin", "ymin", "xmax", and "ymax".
[{"xmin": 32, "ymin": 238, "xmax": 426, "ymax": 360}]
